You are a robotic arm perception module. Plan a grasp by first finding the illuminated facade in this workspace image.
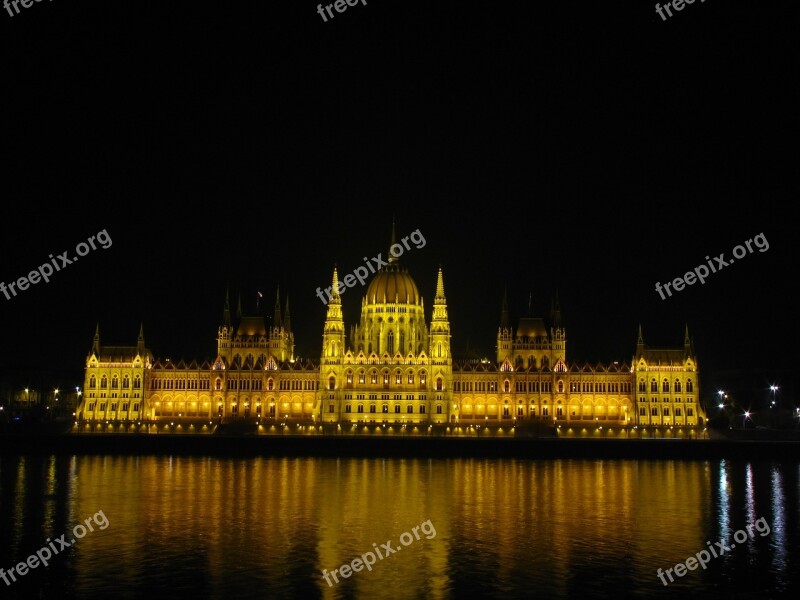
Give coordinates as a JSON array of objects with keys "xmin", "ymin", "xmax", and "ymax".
[{"xmin": 76, "ymin": 237, "xmax": 706, "ymax": 430}]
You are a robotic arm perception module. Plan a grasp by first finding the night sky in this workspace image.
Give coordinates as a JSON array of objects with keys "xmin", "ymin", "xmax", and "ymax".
[{"xmin": 1, "ymin": 1, "xmax": 795, "ymax": 403}]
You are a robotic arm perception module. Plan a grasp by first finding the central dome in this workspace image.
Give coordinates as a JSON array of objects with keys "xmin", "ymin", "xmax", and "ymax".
[{"xmin": 365, "ymin": 263, "xmax": 420, "ymax": 305}]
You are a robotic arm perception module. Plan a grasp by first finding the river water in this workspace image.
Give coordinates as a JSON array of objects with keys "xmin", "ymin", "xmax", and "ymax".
[{"xmin": 0, "ymin": 456, "xmax": 797, "ymax": 599}]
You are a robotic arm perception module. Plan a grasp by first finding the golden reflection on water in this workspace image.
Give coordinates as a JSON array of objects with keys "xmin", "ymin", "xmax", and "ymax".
[{"xmin": 0, "ymin": 456, "xmax": 793, "ymax": 599}]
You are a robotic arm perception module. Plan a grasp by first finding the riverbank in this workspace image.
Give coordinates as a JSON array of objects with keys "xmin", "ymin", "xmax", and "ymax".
[{"xmin": 2, "ymin": 433, "xmax": 800, "ymax": 459}]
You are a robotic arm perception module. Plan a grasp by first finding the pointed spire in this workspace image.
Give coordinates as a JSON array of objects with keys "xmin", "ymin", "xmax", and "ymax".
[
  {"xmin": 637, "ymin": 324, "xmax": 644, "ymax": 346},
  {"xmin": 435, "ymin": 265, "xmax": 446, "ymax": 300},
  {"xmin": 222, "ymin": 287, "xmax": 231, "ymax": 327},
  {"xmin": 137, "ymin": 323, "xmax": 145, "ymax": 354},
  {"xmin": 330, "ymin": 266, "xmax": 341, "ymax": 304},
  {"xmin": 500, "ymin": 288, "xmax": 509, "ymax": 329},
  {"xmin": 92, "ymin": 323, "xmax": 100, "ymax": 355},
  {"xmin": 284, "ymin": 296, "xmax": 291, "ymax": 333},
  {"xmin": 550, "ymin": 289, "xmax": 561, "ymax": 328},
  {"xmin": 684, "ymin": 323, "xmax": 692, "ymax": 353},
  {"xmin": 274, "ymin": 286, "xmax": 282, "ymax": 329},
  {"xmin": 528, "ymin": 292, "xmax": 533, "ymax": 316},
  {"xmin": 388, "ymin": 218, "xmax": 399, "ymax": 264},
  {"xmin": 236, "ymin": 294, "xmax": 242, "ymax": 320}
]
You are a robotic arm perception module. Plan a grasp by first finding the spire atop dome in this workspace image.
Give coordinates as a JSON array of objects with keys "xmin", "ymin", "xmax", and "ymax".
[{"xmin": 388, "ymin": 217, "xmax": 398, "ymax": 264}]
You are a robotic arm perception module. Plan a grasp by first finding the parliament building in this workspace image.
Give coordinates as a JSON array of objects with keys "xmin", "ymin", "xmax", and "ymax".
[{"xmin": 75, "ymin": 237, "xmax": 706, "ymax": 434}]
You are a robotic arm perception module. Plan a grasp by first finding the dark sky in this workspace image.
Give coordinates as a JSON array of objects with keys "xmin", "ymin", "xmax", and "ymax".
[{"xmin": 1, "ymin": 0, "xmax": 796, "ymax": 402}]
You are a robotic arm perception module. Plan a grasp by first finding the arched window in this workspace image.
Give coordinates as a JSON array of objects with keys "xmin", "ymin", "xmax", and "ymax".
[
  {"xmin": 686, "ymin": 379, "xmax": 694, "ymax": 393},
  {"xmin": 215, "ymin": 378, "xmax": 222, "ymax": 391},
  {"xmin": 134, "ymin": 376, "xmax": 141, "ymax": 389},
  {"xmin": 638, "ymin": 379, "xmax": 646, "ymax": 393},
  {"xmin": 383, "ymin": 371, "xmax": 389, "ymax": 385},
  {"xmin": 650, "ymin": 379, "xmax": 658, "ymax": 393},
  {"xmin": 122, "ymin": 375, "xmax": 130, "ymax": 388},
  {"xmin": 662, "ymin": 379, "xmax": 669, "ymax": 393},
  {"xmin": 436, "ymin": 378, "xmax": 443, "ymax": 391},
  {"xmin": 357, "ymin": 404, "xmax": 364, "ymax": 413},
  {"xmin": 436, "ymin": 405, "xmax": 442, "ymax": 414},
  {"xmin": 358, "ymin": 370, "xmax": 365, "ymax": 384},
  {"xmin": 558, "ymin": 381, "xmax": 564, "ymax": 393},
  {"xmin": 438, "ymin": 343, "xmax": 442, "ymax": 357},
  {"xmin": 371, "ymin": 370, "xmax": 377, "ymax": 384},
  {"xmin": 346, "ymin": 371, "xmax": 353, "ymax": 384},
  {"xmin": 267, "ymin": 378, "xmax": 274, "ymax": 391},
  {"xmin": 89, "ymin": 376, "xmax": 97, "ymax": 389},
  {"xmin": 100, "ymin": 376, "xmax": 108, "ymax": 389},
  {"xmin": 420, "ymin": 371, "xmax": 427, "ymax": 385},
  {"xmin": 529, "ymin": 356, "xmax": 536, "ymax": 368},
  {"xmin": 503, "ymin": 380, "xmax": 510, "ymax": 393},
  {"xmin": 400, "ymin": 331, "xmax": 405, "ymax": 355},
  {"xmin": 674, "ymin": 379, "xmax": 682, "ymax": 392},
  {"xmin": 111, "ymin": 376, "xmax": 119, "ymax": 389},
  {"xmin": 395, "ymin": 370, "xmax": 402, "ymax": 384},
  {"xmin": 408, "ymin": 371, "xmax": 414, "ymax": 384},
  {"xmin": 329, "ymin": 376, "xmax": 336, "ymax": 391},
  {"xmin": 388, "ymin": 331, "xmax": 394, "ymax": 355}
]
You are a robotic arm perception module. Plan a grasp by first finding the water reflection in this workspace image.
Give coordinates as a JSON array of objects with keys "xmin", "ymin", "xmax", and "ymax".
[{"xmin": 0, "ymin": 456, "xmax": 796, "ymax": 599}]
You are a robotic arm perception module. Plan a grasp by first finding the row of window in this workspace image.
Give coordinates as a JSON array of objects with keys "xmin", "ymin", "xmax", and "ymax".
[
  {"xmin": 186, "ymin": 379, "xmax": 318, "ymax": 392},
  {"xmin": 279, "ymin": 380, "xmax": 318, "ymax": 391},
  {"xmin": 640, "ymin": 407, "xmax": 695, "ymax": 416},
  {"xmin": 567, "ymin": 382, "xmax": 632, "ymax": 393},
  {"xmin": 500, "ymin": 361, "xmax": 567, "ymax": 373},
  {"xmin": 344, "ymin": 394, "xmax": 428, "ymax": 401},
  {"xmin": 330, "ymin": 376, "xmax": 442, "ymax": 391},
  {"xmin": 340, "ymin": 404, "xmax": 442, "ymax": 414},
  {"xmin": 86, "ymin": 402, "xmax": 140, "ymax": 412},
  {"xmin": 346, "ymin": 370, "xmax": 428, "ymax": 385},
  {"xmin": 645, "ymin": 398, "xmax": 695, "ymax": 403},
  {"xmin": 455, "ymin": 381, "xmax": 498, "ymax": 392},
  {"xmin": 88, "ymin": 375, "xmax": 141, "ymax": 389},
  {"xmin": 151, "ymin": 379, "xmax": 212, "ymax": 390},
  {"xmin": 513, "ymin": 356, "xmax": 551, "ymax": 368},
  {"xmin": 639, "ymin": 379, "xmax": 694, "ymax": 393},
  {"xmin": 455, "ymin": 380, "xmax": 634, "ymax": 394},
  {"xmin": 87, "ymin": 392, "xmax": 140, "ymax": 399}
]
